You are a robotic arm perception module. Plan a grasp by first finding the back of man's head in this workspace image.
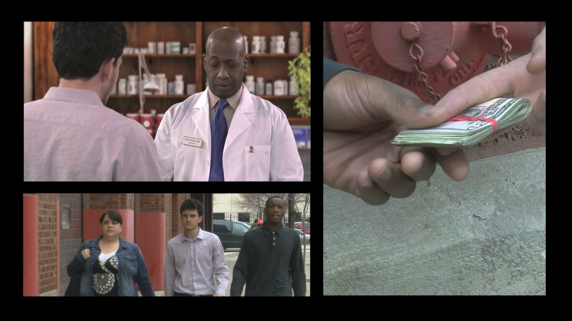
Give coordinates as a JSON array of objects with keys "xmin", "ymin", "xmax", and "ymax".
[{"xmin": 52, "ymin": 22, "xmax": 129, "ymax": 80}]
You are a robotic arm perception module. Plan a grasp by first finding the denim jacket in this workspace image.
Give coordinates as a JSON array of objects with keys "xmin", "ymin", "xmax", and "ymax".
[{"xmin": 66, "ymin": 237, "xmax": 155, "ymax": 296}]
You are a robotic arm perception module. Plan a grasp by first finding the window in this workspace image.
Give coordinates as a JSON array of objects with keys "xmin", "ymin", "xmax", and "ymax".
[
  {"xmin": 213, "ymin": 221, "xmax": 231, "ymax": 233},
  {"xmin": 61, "ymin": 205, "xmax": 70, "ymax": 230}
]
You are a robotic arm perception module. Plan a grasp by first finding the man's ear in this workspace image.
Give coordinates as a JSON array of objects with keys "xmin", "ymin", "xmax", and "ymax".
[{"xmin": 101, "ymin": 58, "xmax": 116, "ymax": 82}]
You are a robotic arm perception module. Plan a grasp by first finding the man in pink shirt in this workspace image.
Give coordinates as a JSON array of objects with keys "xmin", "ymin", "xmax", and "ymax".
[{"xmin": 24, "ymin": 22, "xmax": 161, "ymax": 181}]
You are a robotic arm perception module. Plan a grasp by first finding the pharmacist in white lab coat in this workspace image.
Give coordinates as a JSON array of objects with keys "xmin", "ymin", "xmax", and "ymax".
[{"xmin": 154, "ymin": 27, "xmax": 303, "ymax": 181}]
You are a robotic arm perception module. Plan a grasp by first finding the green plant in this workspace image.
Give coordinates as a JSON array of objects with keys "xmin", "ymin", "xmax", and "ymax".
[{"xmin": 288, "ymin": 46, "xmax": 311, "ymax": 118}]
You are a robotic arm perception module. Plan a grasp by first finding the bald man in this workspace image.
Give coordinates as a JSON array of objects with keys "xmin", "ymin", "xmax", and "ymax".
[{"xmin": 154, "ymin": 27, "xmax": 304, "ymax": 181}]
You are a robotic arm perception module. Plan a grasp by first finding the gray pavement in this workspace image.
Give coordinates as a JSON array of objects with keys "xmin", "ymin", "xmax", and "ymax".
[{"xmin": 324, "ymin": 147, "xmax": 546, "ymax": 295}]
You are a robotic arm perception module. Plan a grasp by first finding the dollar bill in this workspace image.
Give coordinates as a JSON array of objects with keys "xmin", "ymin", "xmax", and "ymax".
[{"xmin": 391, "ymin": 98, "xmax": 532, "ymax": 147}]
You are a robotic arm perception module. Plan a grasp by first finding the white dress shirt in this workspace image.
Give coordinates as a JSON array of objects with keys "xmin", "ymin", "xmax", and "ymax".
[
  {"xmin": 164, "ymin": 228, "xmax": 230, "ymax": 296},
  {"xmin": 24, "ymin": 87, "xmax": 161, "ymax": 181}
]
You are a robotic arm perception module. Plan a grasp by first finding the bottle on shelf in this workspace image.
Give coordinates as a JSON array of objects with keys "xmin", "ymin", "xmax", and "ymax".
[
  {"xmin": 289, "ymin": 76, "xmax": 299, "ymax": 95},
  {"xmin": 245, "ymin": 75, "xmax": 255, "ymax": 94},
  {"xmin": 256, "ymin": 77, "xmax": 265, "ymax": 95},
  {"xmin": 289, "ymin": 31, "xmax": 300, "ymax": 54},
  {"xmin": 128, "ymin": 75, "xmax": 138, "ymax": 95},
  {"xmin": 270, "ymin": 36, "xmax": 276, "ymax": 53},
  {"xmin": 276, "ymin": 36, "xmax": 285, "ymax": 54},
  {"xmin": 117, "ymin": 78, "xmax": 127, "ymax": 94},
  {"xmin": 156, "ymin": 73, "xmax": 167, "ymax": 95},
  {"xmin": 265, "ymin": 79, "xmax": 273, "ymax": 96},
  {"xmin": 252, "ymin": 36, "xmax": 261, "ymax": 54},
  {"xmin": 260, "ymin": 36, "xmax": 266, "ymax": 54},
  {"xmin": 174, "ymin": 75, "xmax": 184, "ymax": 95}
]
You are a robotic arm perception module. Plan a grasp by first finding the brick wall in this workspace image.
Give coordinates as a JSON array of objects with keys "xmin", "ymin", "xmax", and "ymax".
[
  {"xmin": 164, "ymin": 194, "xmax": 172, "ymax": 244},
  {"xmin": 172, "ymin": 194, "xmax": 189, "ymax": 238},
  {"xmin": 140, "ymin": 193, "xmax": 162, "ymax": 212},
  {"xmin": 87, "ymin": 193, "xmax": 135, "ymax": 210},
  {"xmin": 37, "ymin": 193, "xmax": 58, "ymax": 294}
]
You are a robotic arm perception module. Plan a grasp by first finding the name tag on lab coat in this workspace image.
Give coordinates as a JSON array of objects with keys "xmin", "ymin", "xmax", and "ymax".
[{"xmin": 181, "ymin": 136, "xmax": 203, "ymax": 148}]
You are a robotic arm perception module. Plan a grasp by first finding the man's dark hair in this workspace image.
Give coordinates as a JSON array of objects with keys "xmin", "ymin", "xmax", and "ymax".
[
  {"xmin": 99, "ymin": 210, "xmax": 123, "ymax": 225},
  {"xmin": 265, "ymin": 195, "xmax": 284, "ymax": 207},
  {"xmin": 180, "ymin": 198, "xmax": 204, "ymax": 217},
  {"xmin": 52, "ymin": 22, "xmax": 129, "ymax": 80}
]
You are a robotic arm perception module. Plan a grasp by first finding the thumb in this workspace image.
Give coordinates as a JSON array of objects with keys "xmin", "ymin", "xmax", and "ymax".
[
  {"xmin": 361, "ymin": 74, "xmax": 451, "ymax": 128},
  {"xmin": 527, "ymin": 27, "xmax": 545, "ymax": 74}
]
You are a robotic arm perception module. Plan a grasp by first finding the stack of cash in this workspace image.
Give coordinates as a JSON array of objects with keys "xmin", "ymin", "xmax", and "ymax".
[{"xmin": 391, "ymin": 98, "xmax": 532, "ymax": 147}]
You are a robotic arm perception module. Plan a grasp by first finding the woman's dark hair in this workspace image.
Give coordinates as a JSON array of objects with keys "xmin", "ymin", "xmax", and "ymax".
[
  {"xmin": 99, "ymin": 210, "xmax": 123, "ymax": 225},
  {"xmin": 180, "ymin": 198, "xmax": 204, "ymax": 217},
  {"xmin": 51, "ymin": 22, "xmax": 129, "ymax": 80}
]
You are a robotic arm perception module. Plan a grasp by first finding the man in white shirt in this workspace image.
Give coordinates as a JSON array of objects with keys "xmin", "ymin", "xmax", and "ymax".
[
  {"xmin": 154, "ymin": 27, "xmax": 303, "ymax": 181},
  {"xmin": 24, "ymin": 22, "xmax": 161, "ymax": 181},
  {"xmin": 164, "ymin": 198, "xmax": 229, "ymax": 296}
]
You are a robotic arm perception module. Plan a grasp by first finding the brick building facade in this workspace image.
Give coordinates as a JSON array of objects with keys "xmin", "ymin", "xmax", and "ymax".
[{"xmin": 23, "ymin": 193, "xmax": 208, "ymax": 296}]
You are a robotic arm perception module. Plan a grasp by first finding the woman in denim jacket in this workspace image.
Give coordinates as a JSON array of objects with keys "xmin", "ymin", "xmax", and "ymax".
[{"xmin": 66, "ymin": 210, "xmax": 155, "ymax": 296}]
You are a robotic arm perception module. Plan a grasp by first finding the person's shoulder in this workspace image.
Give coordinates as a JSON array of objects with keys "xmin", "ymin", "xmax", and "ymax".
[
  {"xmin": 248, "ymin": 94, "xmax": 288, "ymax": 119},
  {"xmin": 165, "ymin": 91, "xmax": 206, "ymax": 116},
  {"xmin": 281, "ymin": 226, "xmax": 299, "ymax": 236},
  {"xmin": 201, "ymin": 230, "xmax": 219, "ymax": 240},
  {"xmin": 167, "ymin": 233, "xmax": 184, "ymax": 243}
]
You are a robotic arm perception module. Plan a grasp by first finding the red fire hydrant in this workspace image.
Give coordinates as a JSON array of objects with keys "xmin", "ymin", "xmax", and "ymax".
[{"xmin": 326, "ymin": 21, "xmax": 545, "ymax": 103}]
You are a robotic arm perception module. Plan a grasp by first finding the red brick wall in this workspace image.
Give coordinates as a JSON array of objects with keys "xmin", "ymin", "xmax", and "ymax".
[
  {"xmin": 37, "ymin": 193, "xmax": 58, "ymax": 294},
  {"xmin": 164, "ymin": 194, "xmax": 172, "ymax": 244},
  {"xmin": 172, "ymin": 194, "xmax": 189, "ymax": 238},
  {"xmin": 87, "ymin": 193, "xmax": 135, "ymax": 210}
]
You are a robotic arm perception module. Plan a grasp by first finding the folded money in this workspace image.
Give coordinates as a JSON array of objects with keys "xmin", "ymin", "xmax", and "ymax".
[{"xmin": 391, "ymin": 98, "xmax": 532, "ymax": 147}]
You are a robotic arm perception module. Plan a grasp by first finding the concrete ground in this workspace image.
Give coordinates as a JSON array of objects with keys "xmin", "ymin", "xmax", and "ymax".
[{"xmin": 323, "ymin": 147, "xmax": 546, "ymax": 295}]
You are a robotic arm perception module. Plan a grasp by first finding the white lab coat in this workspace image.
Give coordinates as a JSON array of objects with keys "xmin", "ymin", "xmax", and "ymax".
[{"xmin": 154, "ymin": 86, "xmax": 304, "ymax": 181}]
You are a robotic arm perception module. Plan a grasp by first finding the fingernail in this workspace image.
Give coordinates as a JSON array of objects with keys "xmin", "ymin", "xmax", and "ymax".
[
  {"xmin": 376, "ymin": 166, "xmax": 391, "ymax": 181},
  {"xmin": 360, "ymin": 179, "xmax": 373, "ymax": 188}
]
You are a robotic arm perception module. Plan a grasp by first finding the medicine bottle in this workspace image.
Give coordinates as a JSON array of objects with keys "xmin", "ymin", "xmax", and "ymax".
[
  {"xmin": 156, "ymin": 74, "xmax": 167, "ymax": 95},
  {"xmin": 289, "ymin": 76, "xmax": 299, "ymax": 95},
  {"xmin": 274, "ymin": 77, "xmax": 285, "ymax": 96},
  {"xmin": 245, "ymin": 75, "xmax": 255, "ymax": 94},
  {"xmin": 270, "ymin": 36, "xmax": 276, "ymax": 53},
  {"xmin": 265, "ymin": 79, "xmax": 273, "ymax": 96},
  {"xmin": 260, "ymin": 36, "xmax": 266, "ymax": 54},
  {"xmin": 128, "ymin": 75, "xmax": 138, "ymax": 95},
  {"xmin": 256, "ymin": 77, "xmax": 265, "ymax": 95},
  {"xmin": 118, "ymin": 78, "xmax": 127, "ymax": 94},
  {"xmin": 276, "ymin": 36, "xmax": 285, "ymax": 54},
  {"xmin": 252, "ymin": 36, "xmax": 261, "ymax": 54},
  {"xmin": 174, "ymin": 75, "xmax": 184, "ymax": 95},
  {"xmin": 289, "ymin": 31, "xmax": 300, "ymax": 54}
]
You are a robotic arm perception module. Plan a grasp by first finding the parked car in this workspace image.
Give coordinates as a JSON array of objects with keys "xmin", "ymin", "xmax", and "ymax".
[
  {"xmin": 294, "ymin": 221, "xmax": 310, "ymax": 235},
  {"xmin": 296, "ymin": 229, "xmax": 310, "ymax": 245},
  {"xmin": 212, "ymin": 220, "xmax": 251, "ymax": 250}
]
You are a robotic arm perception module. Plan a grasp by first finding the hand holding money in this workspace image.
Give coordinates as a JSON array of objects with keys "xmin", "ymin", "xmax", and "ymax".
[{"xmin": 392, "ymin": 98, "xmax": 532, "ymax": 147}]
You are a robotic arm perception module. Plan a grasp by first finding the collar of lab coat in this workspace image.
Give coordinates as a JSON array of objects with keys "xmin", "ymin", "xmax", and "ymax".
[
  {"xmin": 207, "ymin": 83, "xmax": 244, "ymax": 111},
  {"xmin": 196, "ymin": 84, "xmax": 254, "ymax": 115},
  {"xmin": 194, "ymin": 84, "xmax": 255, "ymax": 149}
]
